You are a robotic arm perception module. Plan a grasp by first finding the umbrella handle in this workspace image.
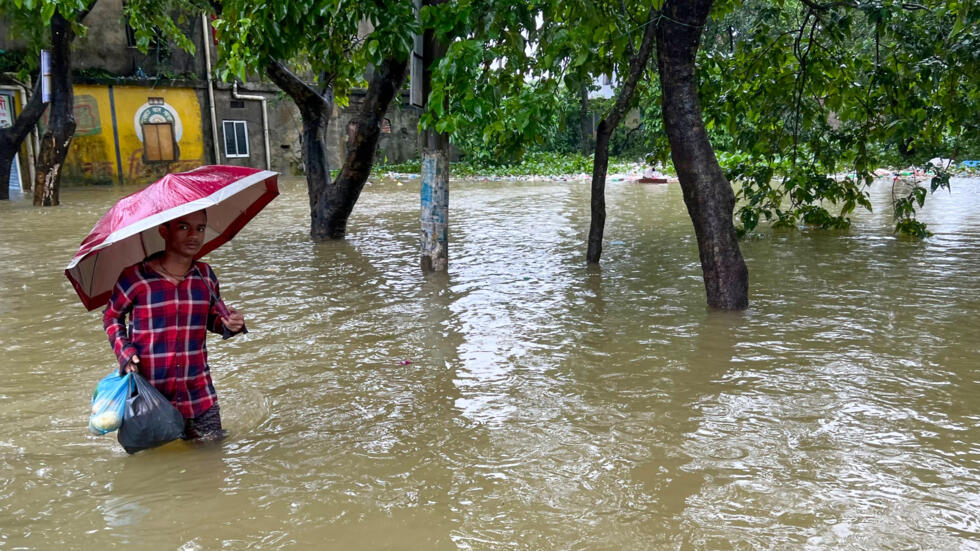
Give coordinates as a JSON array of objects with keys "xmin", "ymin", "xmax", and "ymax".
[
  {"xmin": 197, "ymin": 265, "xmax": 231, "ymax": 319},
  {"xmin": 212, "ymin": 292, "xmax": 232, "ymax": 319}
]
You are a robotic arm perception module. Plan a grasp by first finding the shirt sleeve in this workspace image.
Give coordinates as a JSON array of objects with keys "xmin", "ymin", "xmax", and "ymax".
[
  {"xmin": 103, "ymin": 275, "xmax": 139, "ymax": 369},
  {"xmin": 205, "ymin": 264, "xmax": 247, "ymax": 339}
]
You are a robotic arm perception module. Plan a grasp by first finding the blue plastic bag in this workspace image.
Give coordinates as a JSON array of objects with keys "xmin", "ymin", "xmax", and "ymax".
[{"xmin": 89, "ymin": 371, "xmax": 132, "ymax": 435}]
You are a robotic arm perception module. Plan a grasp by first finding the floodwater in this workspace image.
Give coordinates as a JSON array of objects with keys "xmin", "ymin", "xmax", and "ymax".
[{"xmin": 0, "ymin": 174, "xmax": 977, "ymax": 550}]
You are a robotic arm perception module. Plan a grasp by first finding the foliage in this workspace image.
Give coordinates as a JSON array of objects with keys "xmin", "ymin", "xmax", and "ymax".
[
  {"xmin": 420, "ymin": 0, "xmax": 666, "ymax": 167},
  {"xmin": 453, "ymin": 151, "xmax": 633, "ymax": 177},
  {"xmin": 212, "ymin": 0, "xmax": 416, "ymax": 103},
  {"xmin": 377, "ymin": 151, "xmax": 635, "ymax": 178},
  {"xmin": 700, "ymin": 0, "xmax": 980, "ymax": 236},
  {"xmin": 0, "ymin": 0, "xmax": 204, "ymax": 58},
  {"xmin": 122, "ymin": 0, "xmax": 208, "ymax": 56},
  {"xmin": 892, "ymin": 169, "xmax": 952, "ymax": 237},
  {"xmin": 418, "ymin": 1, "xmax": 547, "ymax": 158},
  {"xmin": 431, "ymin": 0, "xmax": 976, "ymax": 237},
  {"xmin": 0, "ymin": 48, "xmax": 30, "ymax": 76}
]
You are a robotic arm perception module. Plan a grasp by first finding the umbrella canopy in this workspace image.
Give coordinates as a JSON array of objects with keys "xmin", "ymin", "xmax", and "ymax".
[{"xmin": 66, "ymin": 165, "xmax": 279, "ymax": 311}]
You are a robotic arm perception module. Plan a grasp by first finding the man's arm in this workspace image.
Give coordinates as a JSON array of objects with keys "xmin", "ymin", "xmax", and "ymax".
[
  {"xmin": 204, "ymin": 266, "xmax": 248, "ymax": 339},
  {"xmin": 103, "ymin": 280, "xmax": 139, "ymax": 371}
]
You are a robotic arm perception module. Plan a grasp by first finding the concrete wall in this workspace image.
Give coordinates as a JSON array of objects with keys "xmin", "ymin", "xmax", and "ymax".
[
  {"xmin": 210, "ymin": 86, "xmax": 269, "ymax": 169},
  {"xmin": 72, "ymin": 0, "xmax": 200, "ymax": 79},
  {"xmin": 325, "ymin": 90, "xmax": 421, "ymax": 170}
]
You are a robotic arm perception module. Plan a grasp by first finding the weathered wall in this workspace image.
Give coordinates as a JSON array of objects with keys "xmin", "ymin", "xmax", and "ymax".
[
  {"xmin": 265, "ymin": 92, "xmax": 305, "ymax": 175},
  {"xmin": 328, "ymin": 90, "xmax": 421, "ymax": 169},
  {"xmin": 53, "ymin": 84, "xmax": 206, "ymax": 184},
  {"xmin": 210, "ymin": 86, "xmax": 268, "ymax": 169},
  {"xmin": 51, "ymin": 81, "xmax": 420, "ymax": 186},
  {"xmin": 73, "ymin": 0, "xmax": 199, "ymax": 78}
]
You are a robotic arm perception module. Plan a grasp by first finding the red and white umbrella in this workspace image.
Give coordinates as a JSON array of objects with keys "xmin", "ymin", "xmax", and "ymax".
[{"xmin": 66, "ymin": 165, "xmax": 279, "ymax": 311}]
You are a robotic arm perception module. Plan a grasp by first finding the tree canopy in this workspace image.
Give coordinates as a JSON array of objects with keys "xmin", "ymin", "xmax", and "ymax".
[
  {"xmin": 427, "ymin": 0, "xmax": 977, "ymax": 237},
  {"xmin": 212, "ymin": 0, "xmax": 416, "ymax": 106},
  {"xmin": 0, "ymin": 0, "xmax": 205, "ymax": 59},
  {"xmin": 701, "ymin": 0, "xmax": 980, "ymax": 236}
]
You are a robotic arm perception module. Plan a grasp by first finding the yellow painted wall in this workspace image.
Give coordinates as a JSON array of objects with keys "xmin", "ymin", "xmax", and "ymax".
[
  {"xmin": 64, "ymin": 85, "xmax": 116, "ymax": 182},
  {"xmin": 64, "ymin": 84, "xmax": 205, "ymax": 184}
]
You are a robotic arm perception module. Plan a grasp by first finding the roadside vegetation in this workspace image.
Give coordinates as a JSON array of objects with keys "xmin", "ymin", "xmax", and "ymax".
[{"xmin": 378, "ymin": 151, "xmax": 639, "ymax": 179}]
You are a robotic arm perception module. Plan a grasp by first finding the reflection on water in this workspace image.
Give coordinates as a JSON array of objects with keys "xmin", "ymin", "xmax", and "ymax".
[{"xmin": 0, "ymin": 176, "xmax": 978, "ymax": 549}]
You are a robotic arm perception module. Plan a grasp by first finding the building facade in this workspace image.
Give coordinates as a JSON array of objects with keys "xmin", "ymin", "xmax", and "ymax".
[{"xmin": 3, "ymin": 0, "xmax": 420, "ymax": 189}]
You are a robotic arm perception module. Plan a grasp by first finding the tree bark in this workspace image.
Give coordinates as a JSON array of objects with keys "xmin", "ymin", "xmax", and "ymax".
[
  {"xmin": 586, "ymin": 5, "xmax": 658, "ymax": 263},
  {"xmin": 34, "ymin": 10, "xmax": 77, "ymax": 206},
  {"xmin": 268, "ymin": 55, "xmax": 407, "ymax": 241},
  {"xmin": 266, "ymin": 61, "xmax": 333, "ymax": 232},
  {"xmin": 656, "ymin": 0, "xmax": 749, "ymax": 310},
  {"xmin": 0, "ymin": 79, "xmax": 46, "ymax": 200},
  {"xmin": 326, "ymin": 56, "xmax": 408, "ymax": 240}
]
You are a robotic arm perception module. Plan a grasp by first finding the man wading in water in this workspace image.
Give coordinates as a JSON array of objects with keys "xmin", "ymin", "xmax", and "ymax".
[{"xmin": 103, "ymin": 210, "xmax": 246, "ymax": 440}]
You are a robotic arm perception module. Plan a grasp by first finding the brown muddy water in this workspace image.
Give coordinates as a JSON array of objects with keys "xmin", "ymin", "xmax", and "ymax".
[{"xmin": 0, "ymin": 175, "xmax": 978, "ymax": 550}]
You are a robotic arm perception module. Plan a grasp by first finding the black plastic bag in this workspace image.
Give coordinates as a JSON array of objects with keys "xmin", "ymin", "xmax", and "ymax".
[{"xmin": 117, "ymin": 373, "xmax": 185, "ymax": 454}]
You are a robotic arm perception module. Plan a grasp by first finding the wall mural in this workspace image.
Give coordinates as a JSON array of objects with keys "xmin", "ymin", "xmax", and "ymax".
[{"xmin": 61, "ymin": 85, "xmax": 206, "ymax": 184}]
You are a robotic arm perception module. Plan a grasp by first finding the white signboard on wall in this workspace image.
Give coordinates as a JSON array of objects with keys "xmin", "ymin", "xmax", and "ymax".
[
  {"xmin": 41, "ymin": 50, "xmax": 52, "ymax": 102},
  {"xmin": 0, "ymin": 94, "xmax": 13, "ymax": 129}
]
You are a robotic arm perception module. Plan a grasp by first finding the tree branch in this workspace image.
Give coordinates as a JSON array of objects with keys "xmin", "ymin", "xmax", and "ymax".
[{"xmin": 265, "ymin": 60, "xmax": 331, "ymax": 117}]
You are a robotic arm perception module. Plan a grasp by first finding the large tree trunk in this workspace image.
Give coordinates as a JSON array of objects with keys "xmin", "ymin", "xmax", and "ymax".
[
  {"xmin": 586, "ymin": 5, "xmax": 658, "ymax": 263},
  {"xmin": 268, "ymin": 57, "xmax": 407, "ymax": 241},
  {"xmin": 266, "ymin": 61, "xmax": 332, "ymax": 234},
  {"xmin": 420, "ymin": 28, "xmax": 450, "ymax": 272},
  {"xmin": 34, "ymin": 10, "xmax": 75, "ymax": 206},
  {"xmin": 0, "ymin": 79, "xmax": 46, "ymax": 200},
  {"xmin": 656, "ymin": 0, "xmax": 748, "ymax": 310},
  {"xmin": 326, "ymin": 56, "xmax": 408, "ymax": 240}
]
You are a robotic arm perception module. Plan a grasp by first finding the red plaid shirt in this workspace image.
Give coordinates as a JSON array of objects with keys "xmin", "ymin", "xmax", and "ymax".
[{"xmin": 103, "ymin": 259, "xmax": 234, "ymax": 419}]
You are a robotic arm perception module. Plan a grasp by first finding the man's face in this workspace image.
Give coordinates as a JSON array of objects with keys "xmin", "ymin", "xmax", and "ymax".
[{"xmin": 160, "ymin": 211, "xmax": 207, "ymax": 258}]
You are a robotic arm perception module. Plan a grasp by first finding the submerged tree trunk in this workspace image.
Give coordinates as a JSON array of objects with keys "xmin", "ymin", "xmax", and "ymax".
[
  {"xmin": 327, "ymin": 56, "xmax": 408, "ymax": 240},
  {"xmin": 420, "ymin": 27, "xmax": 450, "ymax": 272},
  {"xmin": 656, "ymin": 0, "xmax": 749, "ymax": 310},
  {"xmin": 586, "ymin": 5, "xmax": 658, "ymax": 263},
  {"xmin": 34, "ymin": 10, "xmax": 75, "ymax": 207},
  {"xmin": 0, "ymin": 79, "xmax": 46, "ymax": 200},
  {"xmin": 266, "ymin": 61, "xmax": 332, "ymax": 236},
  {"xmin": 269, "ymin": 57, "xmax": 407, "ymax": 241}
]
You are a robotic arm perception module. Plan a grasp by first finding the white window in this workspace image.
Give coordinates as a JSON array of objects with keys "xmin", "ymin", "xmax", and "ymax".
[{"xmin": 222, "ymin": 120, "xmax": 249, "ymax": 158}]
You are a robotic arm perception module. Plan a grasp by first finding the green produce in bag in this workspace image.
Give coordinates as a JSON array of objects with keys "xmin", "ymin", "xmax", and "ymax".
[{"xmin": 89, "ymin": 371, "xmax": 133, "ymax": 435}]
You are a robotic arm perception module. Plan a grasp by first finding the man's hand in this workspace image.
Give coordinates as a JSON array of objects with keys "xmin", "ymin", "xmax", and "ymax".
[
  {"xmin": 221, "ymin": 309, "xmax": 245, "ymax": 333},
  {"xmin": 121, "ymin": 354, "xmax": 140, "ymax": 375}
]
